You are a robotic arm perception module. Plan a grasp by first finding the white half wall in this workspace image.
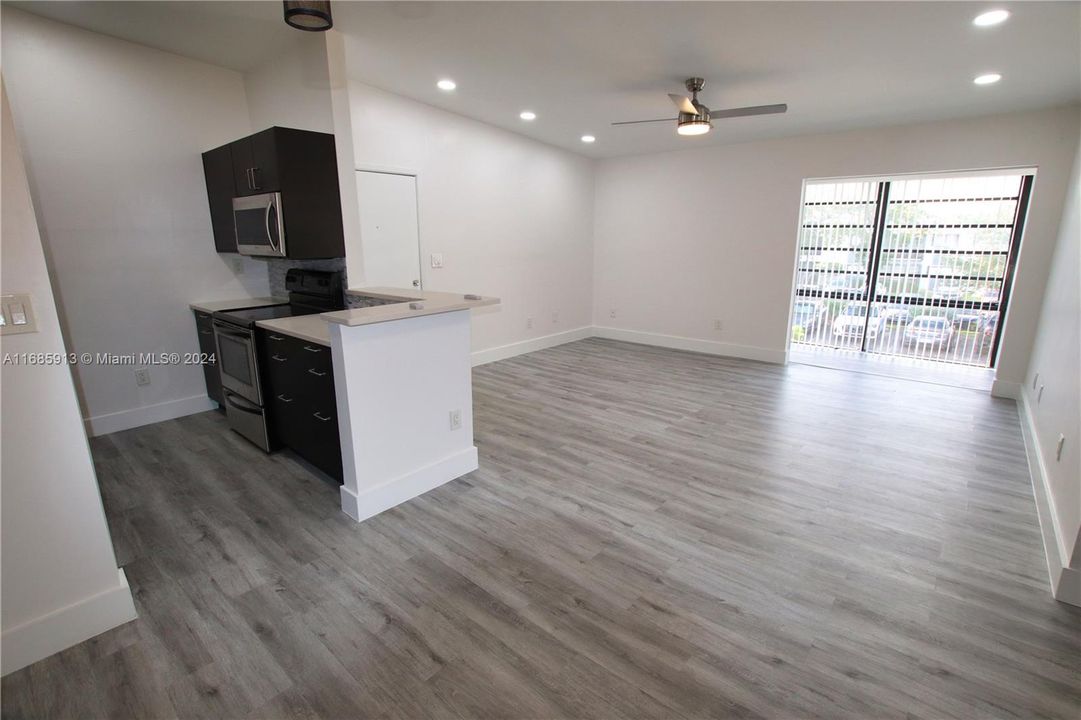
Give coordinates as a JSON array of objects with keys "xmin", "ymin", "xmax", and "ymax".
[
  {"xmin": 330, "ymin": 311, "xmax": 477, "ymax": 522},
  {"xmin": 1020, "ymin": 140, "xmax": 1081, "ymax": 597},
  {"xmin": 593, "ymin": 105, "xmax": 1080, "ymax": 387},
  {"xmin": 344, "ymin": 53, "xmax": 596, "ymax": 357},
  {"xmin": 1, "ymin": 81, "xmax": 136, "ymax": 676},
  {"xmin": 0, "ymin": 8, "xmax": 268, "ymax": 434}
]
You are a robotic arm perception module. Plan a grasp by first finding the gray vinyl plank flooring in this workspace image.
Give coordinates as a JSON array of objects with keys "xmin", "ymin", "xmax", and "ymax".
[{"xmin": 3, "ymin": 337, "xmax": 1079, "ymax": 719}]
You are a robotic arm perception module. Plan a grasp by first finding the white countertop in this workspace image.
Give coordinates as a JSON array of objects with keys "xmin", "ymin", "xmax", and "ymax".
[
  {"xmin": 326, "ymin": 287, "xmax": 500, "ymax": 328},
  {"xmin": 256, "ymin": 315, "xmax": 332, "ymax": 346},
  {"xmin": 243, "ymin": 288, "xmax": 499, "ymax": 345},
  {"xmin": 190, "ymin": 296, "xmax": 285, "ymax": 314}
]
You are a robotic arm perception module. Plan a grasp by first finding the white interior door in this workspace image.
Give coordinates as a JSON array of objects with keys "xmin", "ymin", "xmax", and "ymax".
[{"xmin": 356, "ymin": 171, "xmax": 422, "ymax": 289}]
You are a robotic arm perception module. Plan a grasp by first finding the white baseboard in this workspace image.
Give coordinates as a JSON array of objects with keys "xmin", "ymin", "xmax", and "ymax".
[
  {"xmin": 471, "ymin": 326, "xmax": 593, "ymax": 366},
  {"xmin": 1017, "ymin": 391, "xmax": 1080, "ymax": 607},
  {"xmin": 84, "ymin": 394, "xmax": 216, "ymax": 437},
  {"xmin": 991, "ymin": 379, "xmax": 1022, "ymax": 400},
  {"xmin": 340, "ymin": 446, "xmax": 478, "ymax": 522},
  {"xmin": 1, "ymin": 568, "xmax": 137, "ymax": 676},
  {"xmin": 591, "ymin": 326, "xmax": 786, "ymax": 364}
]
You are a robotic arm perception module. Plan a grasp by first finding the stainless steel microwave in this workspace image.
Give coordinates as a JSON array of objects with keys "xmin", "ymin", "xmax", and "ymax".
[{"xmin": 233, "ymin": 192, "xmax": 286, "ymax": 257}]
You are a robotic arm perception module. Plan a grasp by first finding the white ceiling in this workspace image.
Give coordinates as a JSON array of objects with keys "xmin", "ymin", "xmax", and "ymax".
[{"xmin": 7, "ymin": 1, "xmax": 1080, "ymax": 159}]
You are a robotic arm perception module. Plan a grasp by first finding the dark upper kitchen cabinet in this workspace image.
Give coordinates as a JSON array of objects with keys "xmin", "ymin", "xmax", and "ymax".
[
  {"xmin": 231, "ymin": 128, "xmax": 280, "ymax": 197},
  {"xmin": 201, "ymin": 127, "xmax": 344, "ymax": 258},
  {"xmin": 201, "ymin": 145, "xmax": 239, "ymax": 254}
]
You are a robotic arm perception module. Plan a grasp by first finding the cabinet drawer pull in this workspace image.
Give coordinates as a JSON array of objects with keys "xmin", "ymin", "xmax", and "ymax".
[
  {"xmin": 200, "ymin": 329, "xmax": 212, "ymax": 335},
  {"xmin": 268, "ymin": 334, "xmax": 285, "ymax": 341},
  {"xmin": 271, "ymin": 355, "xmax": 288, "ymax": 362},
  {"xmin": 277, "ymin": 394, "xmax": 293, "ymax": 403},
  {"xmin": 307, "ymin": 368, "xmax": 327, "ymax": 377},
  {"xmin": 303, "ymin": 345, "xmax": 323, "ymax": 353},
  {"xmin": 313, "ymin": 412, "xmax": 332, "ymax": 422}
]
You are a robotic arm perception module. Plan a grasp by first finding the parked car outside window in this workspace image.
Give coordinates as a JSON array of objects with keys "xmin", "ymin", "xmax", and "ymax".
[
  {"xmin": 904, "ymin": 315, "xmax": 955, "ymax": 348},
  {"xmin": 832, "ymin": 302, "xmax": 884, "ymax": 340}
]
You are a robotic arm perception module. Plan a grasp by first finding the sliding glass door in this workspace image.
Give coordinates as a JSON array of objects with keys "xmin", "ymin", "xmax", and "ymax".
[{"xmin": 791, "ymin": 171, "xmax": 1033, "ymax": 368}]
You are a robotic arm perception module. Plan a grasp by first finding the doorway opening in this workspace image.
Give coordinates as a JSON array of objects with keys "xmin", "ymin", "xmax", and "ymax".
[{"xmin": 788, "ymin": 169, "xmax": 1033, "ymax": 381}]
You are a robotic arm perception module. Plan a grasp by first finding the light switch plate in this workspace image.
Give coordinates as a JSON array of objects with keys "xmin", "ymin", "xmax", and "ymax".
[
  {"xmin": 0, "ymin": 293, "xmax": 37, "ymax": 335},
  {"xmin": 430, "ymin": 253, "xmax": 444, "ymax": 269}
]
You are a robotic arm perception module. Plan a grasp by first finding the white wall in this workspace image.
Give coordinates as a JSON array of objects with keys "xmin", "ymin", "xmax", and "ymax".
[
  {"xmin": 1022, "ymin": 142, "xmax": 1081, "ymax": 574},
  {"xmin": 593, "ymin": 106, "xmax": 1080, "ymax": 383},
  {"xmin": 1, "ymin": 8, "xmax": 269, "ymax": 435},
  {"xmin": 1, "ymin": 81, "xmax": 136, "ymax": 676},
  {"xmin": 345, "ymin": 65, "xmax": 596, "ymax": 357},
  {"xmin": 243, "ymin": 33, "xmax": 333, "ymax": 133}
]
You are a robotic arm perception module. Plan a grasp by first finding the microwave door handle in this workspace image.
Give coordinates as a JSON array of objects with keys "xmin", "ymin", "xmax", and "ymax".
[{"xmin": 264, "ymin": 198, "xmax": 280, "ymax": 254}]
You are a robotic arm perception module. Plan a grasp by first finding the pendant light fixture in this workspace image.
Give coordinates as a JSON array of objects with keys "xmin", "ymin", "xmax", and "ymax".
[{"xmin": 283, "ymin": 1, "xmax": 333, "ymax": 31}]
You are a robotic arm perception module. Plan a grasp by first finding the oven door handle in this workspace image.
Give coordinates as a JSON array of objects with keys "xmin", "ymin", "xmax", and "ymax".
[
  {"xmin": 223, "ymin": 391, "xmax": 261, "ymax": 415},
  {"xmin": 213, "ymin": 323, "xmax": 253, "ymax": 341}
]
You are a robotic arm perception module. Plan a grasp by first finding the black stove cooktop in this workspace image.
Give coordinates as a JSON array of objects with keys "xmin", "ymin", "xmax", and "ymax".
[{"xmin": 212, "ymin": 268, "xmax": 345, "ymax": 328}]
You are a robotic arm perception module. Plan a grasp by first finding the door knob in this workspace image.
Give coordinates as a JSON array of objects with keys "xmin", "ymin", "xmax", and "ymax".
[{"xmin": 413, "ymin": 279, "xmax": 420, "ymax": 287}]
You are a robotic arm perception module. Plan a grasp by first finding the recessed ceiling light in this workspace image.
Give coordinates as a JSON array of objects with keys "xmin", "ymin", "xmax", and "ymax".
[
  {"xmin": 519, "ymin": 111, "xmax": 537, "ymax": 121},
  {"xmin": 974, "ymin": 73, "xmax": 1002, "ymax": 85},
  {"xmin": 973, "ymin": 9, "xmax": 1010, "ymax": 27},
  {"xmin": 580, "ymin": 135, "xmax": 596, "ymax": 143},
  {"xmin": 436, "ymin": 79, "xmax": 457, "ymax": 91}
]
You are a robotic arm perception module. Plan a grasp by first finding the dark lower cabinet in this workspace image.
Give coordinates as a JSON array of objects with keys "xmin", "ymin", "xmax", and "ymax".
[
  {"xmin": 193, "ymin": 310, "xmax": 223, "ymax": 406},
  {"xmin": 258, "ymin": 329, "xmax": 343, "ymax": 482}
]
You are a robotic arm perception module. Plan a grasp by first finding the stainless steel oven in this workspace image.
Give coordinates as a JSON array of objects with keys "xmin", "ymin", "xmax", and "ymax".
[
  {"xmin": 213, "ymin": 319, "xmax": 272, "ymax": 450},
  {"xmin": 233, "ymin": 192, "xmax": 286, "ymax": 257}
]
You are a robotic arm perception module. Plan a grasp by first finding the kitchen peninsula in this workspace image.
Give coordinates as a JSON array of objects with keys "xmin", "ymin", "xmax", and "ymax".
[{"xmin": 258, "ymin": 288, "xmax": 499, "ymax": 522}]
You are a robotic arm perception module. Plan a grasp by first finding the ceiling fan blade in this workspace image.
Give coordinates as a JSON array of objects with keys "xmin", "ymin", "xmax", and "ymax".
[
  {"xmin": 711, "ymin": 103, "xmax": 788, "ymax": 120},
  {"xmin": 668, "ymin": 93, "xmax": 699, "ymax": 115},
  {"xmin": 611, "ymin": 118, "xmax": 676, "ymax": 126}
]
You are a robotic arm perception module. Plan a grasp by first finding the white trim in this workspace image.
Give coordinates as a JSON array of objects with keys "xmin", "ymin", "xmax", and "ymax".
[
  {"xmin": 471, "ymin": 326, "xmax": 593, "ymax": 367},
  {"xmin": 84, "ymin": 394, "xmax": 216, "ymax": 437},
  {"xmin": 355, "ymin": 164, "xmax": 419, "ymax": 177},
  {"xmin": 1, "ymin": 569, "xmax": 137, "ymax": 676},
  {"xmin": 591, "ymin": 326, "xmax": 786, "ymax": 364},
  {"xmin": 991, "ymin": 379, "xmax": 1022, "ymax": 400},
  {"xmin": 339, "ymin": 446, "xmax": 478, "ymax": 523},
  {"xmin": 1018, "ymin": 391, "xmax": 1080, "ymax": 606}
]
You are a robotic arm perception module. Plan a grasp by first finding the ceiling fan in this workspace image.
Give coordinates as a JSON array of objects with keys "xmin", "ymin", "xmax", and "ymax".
[{"xmin": 612, "ymin": 77, "xmax": 787, "ymax": 136}]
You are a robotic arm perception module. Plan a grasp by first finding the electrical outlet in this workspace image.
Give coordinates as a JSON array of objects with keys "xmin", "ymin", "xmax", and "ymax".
[
  {"xmin": 449, "ymin": 409, "xmax": 462, "ymax": 431},
  {"xmin": 1056, "ymin": 434, "xmax": 1065, "ymax": 462},
  {"xmin": 135, "ymin": 368, "xmax": 151, "ymax": 386},
  {"xmin": 229, "ymin": 256, "xmax": 245, "ymax": 275},
  {"xmin": 713, "ymin": 319, "xmax": 722, "ymax": 331},
  {"xmin": 1038, "ymin": 384, "xmax": 1045, "ymax": 403},
  {"xmin": 552, "ymin": 311, "xmax": 559, "ymax": 324},
  {"xmin": 430, "ymin": 253, "xmax": 444, "ymax": 269},
  {"xmin": 526, "ymin": 317, "xmax": 534, "ymax": 329},
  {"xmin": 609, "ymin": 309, "xmax": 617, "ymax": 319}
]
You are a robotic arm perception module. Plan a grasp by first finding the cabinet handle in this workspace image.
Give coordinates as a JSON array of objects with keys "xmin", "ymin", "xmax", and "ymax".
[
  {"xmin": 271, "ymin": 355, "xmax": 288, "ymax": 362},
  {"xmin": 277, "ymin": 394, "xmax": 293, "ymax": 403},
  {"xmin": 251, "ymin": 167, "xmax": 261, "ymax": 190},
  {"xmin": 303, "ymin": 345, "xmax": 323, "ymax": 353},
  {"xmin": 313, "ymin": 412, "xmax": 332, "ymax": 422},
  {"xmin": 245, "ymin": 168, "xmax": 253, "ymax": 190},
  {"xmin": 268, "ymin": 334, "xmax": 285, "ymax": 341},
  {"xmin": 307, "ymin": 368, "xmax": 327, "ymax": 377},
  {"xmin": 200, "ymin": 329, "xmax": 212, "ymax": 335}
]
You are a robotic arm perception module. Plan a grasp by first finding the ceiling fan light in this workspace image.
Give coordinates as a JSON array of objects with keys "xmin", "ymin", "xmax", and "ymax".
[
  {"xmin": 677, "ymin": 122, "xmax": 711, "ymax": 136},
  {"xmin": 677, "ymin": 108, "xmax": 712, "ymax": 136},
  {"xmin": 283, "ymin": 0, "xmax": 333, "ymax": 31}
]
